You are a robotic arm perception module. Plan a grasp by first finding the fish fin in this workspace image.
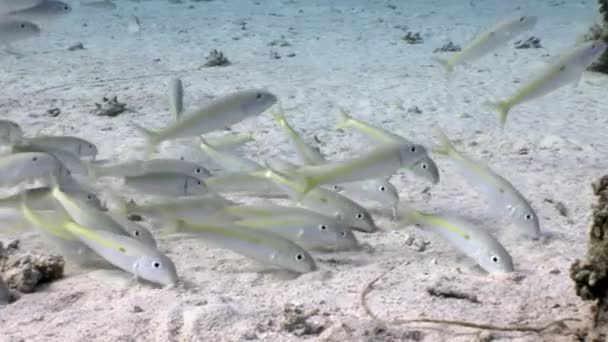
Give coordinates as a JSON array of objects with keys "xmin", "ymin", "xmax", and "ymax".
[
  {"xmin": 484, "ymin": 100, "xmax": 510, "ymax": 130},
  {"xmin": 271, "ymin": 103, "xmax": 288, "ymax": 128},
  {"xmin": 431, "ymin": 56, "xmax": 454, "ymax": 73},
  {"xmin": 432, "ymin": 128, "xmax": 457, "ymax": 156},
  {"xmin": 131, "ymin": 122, "xmax": 159, "ymax": 159},
  {"xmin": 334, "ymin": 106, "xmax": 353, "ymax": 129},
  {"xmin": 396, "ymin": 203, "xmax": 421, "ymax": 225}
]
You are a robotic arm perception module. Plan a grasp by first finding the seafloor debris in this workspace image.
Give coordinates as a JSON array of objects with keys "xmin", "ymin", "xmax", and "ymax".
[
  {"xmin": 514, "ymin": 36, "xmax": 542, "ymax": 49},
  {"xmin": 279, "ymin": 303, "xmax": 325, "ymax": 336},
  {"xmin": 433, "ymin": 41, "xmax": 461, "ymax": 53},
  {"xmin": 269, "ymin": 50, "xmax": 281, "ymax": 60},
  {"xmin": 93, "ymin": 96, "xmax": 127, "ymax": 117},
  {"xmin": 402, "ymin": 32, "xmax": 423, "ymax": 44},
  {"xmin": 586, "ymin": 0, "xmax": 608, "ymax": 73},
  {"xmin": 204, "ymin": 49, "xmax": 231, "ymax": 67},
  {"xmin": 46, "ymin": 107, "xmax": 61, "ymax": 117},
  {"xmin": 0, "ymin": 239, "xmax": 65, "ymax": 294},
  {"xmin": 268, "ymin": 37, "xmax": 291, "ymax": 47}
]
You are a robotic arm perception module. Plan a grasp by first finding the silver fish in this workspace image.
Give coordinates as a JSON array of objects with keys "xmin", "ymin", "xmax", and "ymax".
[
  {"xmin": 123, "ymin": 172, "xmax": 208, "ymax": 197},
  {"xmin": 0, "ymin": 18, "xmax": 39, "ymax": 45},
  {"xmin": 8, "ymin": 0, "xmax": 71, "ymax": 21},
  {"xmin": 0, "ymin": 152, "xmax": 68, "ymax": 187},
  {"xmin": 13, "ymin": 143, "xmax": 89, "ymax": 176},
  {"xmin": 92, "ymin": 158, "xmax": 211, "ymax": 179},
  {"xmin": 0, "ymin": 119, "xmax": 23, "ymax": 145},
  {"xmin": 26, "ymin": 136, "xmax": 98, "ymax": 160}
]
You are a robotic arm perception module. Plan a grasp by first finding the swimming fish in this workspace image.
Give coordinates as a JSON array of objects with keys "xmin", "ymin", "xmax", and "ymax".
[
  {"xmin": 123, "ymin": 172, "xmax": 208, "ymax": 197},
  {"xmin": 91, "ymin": 158, "xmax": 211, "ymax": 179},
  {"xmin": 0, "ymin": 152, "xmax": 69, "ymax": 187},
  {"xmin": 434, "ymin": 129, "xmax": 539, "ymax": 239},
  {"xmin": 51, "ymin": 184, "xmax": 158, "ymax": 247},
  {"xmin": 224, "ymin": 204, "xmax": 359, "ymax": 251},
  {"xmin": 123, "ymin": 194, "xmax": 232, "ymax": 224},
  {"xmin": 175, "ymin": 220, "xmax": 317, "ymax": 274},
  {"xmin": 7, "ymin": 0, "xmax": 71, "ymax": 21},
  {"xmin": 106, "ymin": 211, "xmax": 157, "ymax": 248},
  {"xmin": 0, "ymin": 0, "xmax": 42, "ymax": 13},
  {"xmin": 0, "ymin": 18, "xmax": 39, "ymax": 45},
  {"xmin": 256, "ymin": 166, "xmax": 378, "ymax": 232},
  {"xmin": 272, "ymin": 105, "xmax": 325, "ymax": 165},
  {"xmin": 290, "ymin": 142, "xmax": 427, "ymax": 194},
  {"xmin": 335, "ymin": 107, "xmax": 440, "ymax": 184},
  {"xmin": 334, "ymin": 178, "xmax": 400, "ymax": 219},
  {"xmin": 0, "ymin": 186, "xmax": 103, "ymax": 211},
  {"xmin": 204, "ymin": 171, "xmax": 282, "ymax": 195},
  {"xmin": 168, "ymin": 78, "xmax": 183, "ymax": 121},
  {"xmin": 25, "ymin": 136, "xmax": 98, "ymax": 160},
  {"xmin": 65, "ymin": 221, "xmax": 178, "ymax": 286},
  {"xmin": 203, "ymin": 133, "xmax": 255, "ymax": 151},
  {"xmin": 133, "ymin": 89, "xmax": 277, "ymax": 156},
  {"xmin": 400, "ymin": 204, "xmax": 514, "ymax": 274},
  {"xmin": 199, "ymin": 138, "xmax": 261, "ymax": 172},
  {"xmin": 488, "ymin": 40, "xmax": 608, "ymax": 128},
  {"xmin": 434, "ymin": 16, "xmax": 538, "ymax": 73},
  {"xmin": 13, "ymin": 143, "xmax": 89, "ymax": 176},
  {"xmin": 0, "ymin": 120, "xmax": 23, "ymax": 145}
]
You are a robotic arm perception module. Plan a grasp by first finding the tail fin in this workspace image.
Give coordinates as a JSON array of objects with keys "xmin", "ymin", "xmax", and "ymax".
[
  {"xmin": 271, "ymin": 103, "xmax": 288, "ymax": 128},
  {"xmin": 432, "ymin": 128, "xmax": 457, "ymax": 156},
  {"xmin": 484, "ymin": 100, "xmax": 510, "ymax": 130},
  {"xmin": 335, "ymin": 107, "xmax": 353, "ymax": 129},
  {"xmin": 131, "ymin": 123, "xmax": 159, "ymax": 159},
  {"xmin": 431, "ymin": 56, "xmax": 454, "ymax": 74}
]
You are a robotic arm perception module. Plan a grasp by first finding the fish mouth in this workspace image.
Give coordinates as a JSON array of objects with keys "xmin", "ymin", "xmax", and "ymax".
[{"xmin": 349, "ymin": 225, "xmax": 379, "ymax": 233}]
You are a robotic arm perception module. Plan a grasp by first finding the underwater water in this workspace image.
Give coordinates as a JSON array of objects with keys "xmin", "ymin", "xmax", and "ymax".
[{"xmin": 0, "ymin": 0, "xmax": 608, "ymax": 341}]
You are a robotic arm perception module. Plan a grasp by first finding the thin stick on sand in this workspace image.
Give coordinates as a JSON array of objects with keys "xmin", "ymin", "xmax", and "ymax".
[{"xmin": 360, "ymin": 265, "xmax": 582, "ymax": 335}]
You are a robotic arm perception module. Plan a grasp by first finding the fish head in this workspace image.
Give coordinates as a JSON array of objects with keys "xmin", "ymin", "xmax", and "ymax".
[
  {"xmin": 1, "ymin": 20, "xmax": 40, "ymax": 41},
  {"xmin": 80, "ymin": 142, "xmax": 98, "ymax": 158},
  {"xmin": 478, "ymin": 243, "xmax": 514, "ymax": 274},
  {"xmin": 45, "ymin": 0, "xmax": 72, "ymax": 14},
  {"xmin": 512, "ymin": 205, "xmax": 540, "ymax": 240},
  {"xmin": 7, "ymin": 121, "xmax": 23, "ymax": 143},
  {"xmin": 278, "ymin": 247, "xmax": 317, "ymax": 274},
  {"xmin": 192, "ymin": 164, "xmax": 211, "ymax": 178},
  {"xmin": 330, "ymin": 184, "xmax": 344, "ymax": 192},
  {"xmin": 516, "ymin": 16, "xmax": 538, "ymax": 30},
  {"xmin": 411, "ymin": 157, "xmax": 440, "ymax": 184},
  {"xmin": 320, "ymin": 220, "xmax": 359, "ymax": 251},
  {"xmin": 579, "ymin": 40, "xmax": 608, "ymax": 66},
  {"xmin": 366, "ymin": 179, "xmax": 399, "ymax": 208},
  {"xmin": 124, "ymin": 223, "xmax": 157, "ymax": 248},
  {"xmin": 397, "ymin": 143, "xmax": 428, "ymax": 167},
  {"xmin": 341, "ymin": 205, "xmax": 377, "ymax": 233},
  {"xmin": 135, "ymin": 254, "xmax": 178, "ymax": 286},
  {"xmin": 185, "ymin": 177, "xmax": 208, "ymax": 195},
  {"xmin": 241, "ymin": 90, "xmax": 278, "ymax": 116}
]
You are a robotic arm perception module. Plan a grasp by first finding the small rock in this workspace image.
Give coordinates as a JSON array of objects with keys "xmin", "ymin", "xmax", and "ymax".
[
  {"xmin": 538, "ymin": 135, "xmax": 565, "ymax": 150},
  {"xmin": 46, "ymin": 108, "xmax": 61, "ymax": 117},
  {"xmin": 269, "ymin": 50, "xmax": 281, "ymax": 60},
  {"xmin": 1, "ymin": 240, "xmax": 65, "ymax": 293},
  {"xmin": 514, "ymin": 36, "xmax": 542, "ymax": 49},
  {"xmin": 132, "ymin": 305, "xmax": 144, "ymax": 313},
  {"xmin": 407, "ymin": 106, "xmax": 422, "ymax": 114},
  {"xmin": 402, "ymin": 31, "xmax": 423, "ymax": 44},
  {"xmin": 93, "ymin": 96, "xmax": 127, "ymax": 117},
  {"xmin": 203, "ymin": 49, "xmax": 230, "ymax": 67},
  {"xmin": 433, "ymin": 41, "xmax": 461, "ymax": 53},
  {"xmin": 67, "ymin": 42, "xmax": 85, "ymax": 51},
  {"xmin": 268, "ymin": 38, "xmax": 291, "ymax": 47},
  {"xmin": 280, "ymin": 303, "xmax": 325, "ymax": 336}
]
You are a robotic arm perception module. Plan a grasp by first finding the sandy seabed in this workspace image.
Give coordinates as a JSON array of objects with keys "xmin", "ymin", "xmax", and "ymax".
[{"xmin": 1, "ymin": 0, "xmax": 607, "ymax": 341}]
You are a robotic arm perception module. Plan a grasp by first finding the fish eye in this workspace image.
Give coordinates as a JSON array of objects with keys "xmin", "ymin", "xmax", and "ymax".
[
  {"xmin": 197, "ymin": 180, "xmax": 201, "ymax": 185},
  {"xmin": 32, "ymin": 156, "xmax": 38, "ymax": 161},
  {"xmin": 295, "ymin": 254, "xmax": 304, "ymax": 261},
  {"xmin": 88, "ymin": 144, "xmax": 94, "ymax": 149},
  {"xmin": 519, "ymin": 17, "xmax": 525, "ymax": 21},
  {"xmin": 179, "ymin": 156, "xmax": 185, "ymax": 161},
  {"xmin": 319, "ymin": 224, "xmax": 327, "ymax": 230},
  {"xmin": 421, "ymin": 164, "xmax": 428, "ymax": 169},
  {"xmin": 152, "ymin": 261, "xmax": 161, "ymax": 268},
  {"xmin": 410, "ymin": 146, "xmax": 416, "ymax": 152},
  {"xmin": 87, "ymin": 194, "xmax": 93, "ymax": 199},
  {"xmin": 379, "ymin": 186, "xmax": 386, "ymax": 192},
  {"xmin": 64, "ymin": 5, "xmax": 69, "ymax": 10},
  {"xmin": 20, "ymin": 24, "xmax": 25, "ymax": 28},
  {"xmin": 491, "ymin": 256, "xmax": 500, "ymax": 263},
  {"xmin": 332, "ymin": 185, "xmax": 340, "ymax": 191},
  {"xmin": 195, "ymin": 168, "xmax": 201, "ymax": 173},
  {"xmin": 355, "ymin": 213, "xmax": 364, "ymax": 220},
  {"xmin": 340, "ymin": 231, "xmax": 346, "ymax": 237},
  {"xmin": 256, "ymin": 93, "xmax": 262, "ymax": 99},
  {"xmin": 133, "ymin": 230, "xmax": 140, "ymax": 237},
  {"xmin": 525, "ymin": 214, "xmax": 532, "ymax": 220}
]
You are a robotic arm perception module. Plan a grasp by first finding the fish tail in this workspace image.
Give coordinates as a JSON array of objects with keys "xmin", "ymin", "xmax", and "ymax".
[
  {"xmin": 431, "ymin": 56, "xmax": 454, "ymax": 73},
  {"xmin": 334, "ymin": 106, "xmax": 353, "ymax": 129},
  {"xmin": 131, "ymin": 123, "xmax": 159, "ymax": 159},
  {"xmin": 271, "ymin": 104, "xmax": 288, "ymax": 128},
  {"xmin": 432, "ymin": 128, "xmax": 456, "ymax": 156},
  {"xmin": 397, "ymin": 202, "xmax": 421, "ymax": 225},
  {"xmin": 484, "ymin": 100, "xmax": 511, "ymax": 130}
]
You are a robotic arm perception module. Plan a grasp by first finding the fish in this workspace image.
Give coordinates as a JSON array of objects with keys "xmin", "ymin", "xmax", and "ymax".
[
  {"xmin": 123, "ymin": 172, "xmax": 208, "ymax": 197},
  {"xmin": 168, "ymin": 78, "xmax": 184, "ymax": 121},
  {"xmin": 272, "ymin": 105, "xmax": 325, "ymax": 165},
  {"xmin": 91, "ymin": 158, "xmax": 211, "ymax": 179},
  {"xmin": 127, "ymin": 14, "xmax": 140, "ymax": 35},
  {"xmin": 0, "ymin": 119, "xmax": 23, "ymax": 145},
  {"xmin": 175, "ymin": 220, "xmax": 317, "ymax": 274},
  {"xmin": 487, "ymin": 40, "xmax": 608, "ymax": 128},
  {"xmin": 0, "ymin": 186, "xmax": 103, "ymax": 211},
  {"xmin": 0, "ymin": 18, "xmax": 39, "ymax": 45},
  {"xmin": 334, "ymin": 178, "xmax": 400, "ymax": 219},
  {"xmin": 25, "ymin": 136, "xmax": 98, "ymax": 160},
  {"xmin": 64, "ymin": 221, "xmax": 178, "ymax": 286},
  {"xmin": 50, "ymin": 184, "xmax": 158, "ymax": 247},
  {"xmin": 7, "ymin": 0, "xmax": 71, "ymax": 21},
  {"xmin": 204, "ymin": 172, "xmax": 282, "ymax": 195},
  {"xmin": 133, "ymin": 89, "xmax": 277, "ymax": 156},
  {"xmin": 123, "ymin": 194, "xmax": 232, "ymax": 224},
  {"xmin": 434, "ymin": 16, "xmax": 538, "ymax": 73},
  {"xmin": 13, "ymin": 143, "xmax": 90, "ymax": 176},
  {"xmin": 199, "ymin": 138, "xmax": 261, "ymax": 172},
  {"xmin": 80, "ymin": 0, "xmax": 116, "ymax": 10},
  {"xmin": 224, "ymin": 204, "xmax": 359, "ymax": 251},
  {"xmin": 0, "ymin": 0, "xmax": 43, "ymax": 14},
  {"xmin": 256, "ymin": 166, "xmax": 378, "ymax": 232},
  {"xmin": 0, "ymin": 152, "xmax": 69, "ymax": 187},
  {"xmin": 289, "ymin": 142, "xmax": 427, "ymax": 194},
  {"xmin": 434, "ymin": 129, "xmax": 539, "ymax": 239},
  {"xmin": 400, "ymin": 204, "xmax": 514, "ymax": 274},
  {"xmin": 106, "ymin": 211, "xmax": 157, "ymax": 248},
  {"xmin": 335, "ymin": 107, "xmax": 440, "ymax": 184}
]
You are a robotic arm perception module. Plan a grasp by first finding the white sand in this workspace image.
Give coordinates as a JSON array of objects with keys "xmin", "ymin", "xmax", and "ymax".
[{"xmin": 1, "ymin": 0, "xmax": 607, "ymax": 340}]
